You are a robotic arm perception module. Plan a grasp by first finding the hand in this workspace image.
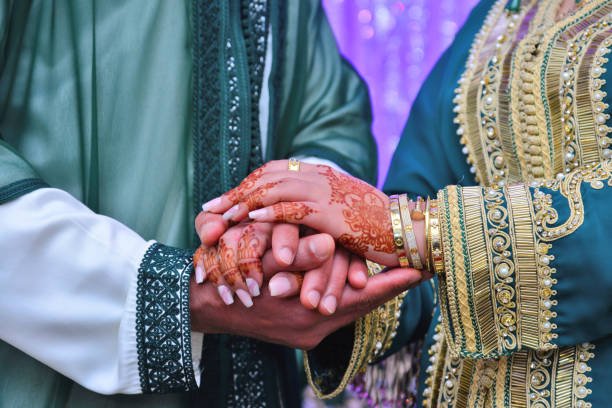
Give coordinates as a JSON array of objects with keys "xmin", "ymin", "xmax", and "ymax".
[
  {"xmin": 193, "ymin": 219, "xmax": 336, "ymax": 309},
  {"xmin": 201, "ymin": 160, "xmax": 398, "ymax": 266},
  {"xmin": 194, "ymin": 212, "xmax": 369, "ymax": 314},
  {"xmin": 190, "ymin": 264, "xmax": 425, "ymax": 350}
]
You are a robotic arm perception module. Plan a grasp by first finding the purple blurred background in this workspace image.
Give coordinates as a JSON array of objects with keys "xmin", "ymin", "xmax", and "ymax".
[{"xmin": 322, "ymin": 0, "xmax": 480, "ymax": 185}]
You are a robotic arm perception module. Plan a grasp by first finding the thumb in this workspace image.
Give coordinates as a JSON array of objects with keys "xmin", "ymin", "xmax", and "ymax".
[{"xmin": 341, "ymin": 267, "xmax": 424, "ymax": 314}]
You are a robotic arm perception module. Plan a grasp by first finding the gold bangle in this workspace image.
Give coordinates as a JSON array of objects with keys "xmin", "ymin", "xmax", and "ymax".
[
  {"xmin": 389, "ymin": 195, "xmax": 410, "ymax": 268},
  {"xmin": 397, "ymin": 194, "xmax": 414, "ymax": 266},
  {"xmin": 398, "ymin": 194, "xmax": 423, "ymax": 269},
  {"xmin": 425, "ymin": 197, "xmax": 432, "ymax": 274},
  {"xmin": 429, "ymin": 199, "xmax": 445, "ymax": 274}
]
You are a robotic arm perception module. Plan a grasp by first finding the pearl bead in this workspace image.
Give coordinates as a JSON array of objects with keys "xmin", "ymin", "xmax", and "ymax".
[
  {"xmin": 543, "ymin": 300, "xmax": 551, "ymax": 308},
  {"xmin": 542, "ymin": 321, "xmax": 551, "ymax": 330},
  {"xmin": 457, "ymin": 126, "xmax": 464, "ymax": 135},
  {"xmin": 445, "ymin": 380, "xmax": 454, "ymax": 389},
  {"xmin": 562, "ymin": 70, "xmax": 572, "ymax": 81},
  {"xmin": 594, "ymin": 91, "xmax": 604, "ymax": 101},
  {"xmin": 540, "ymin": 255, "xmax": 550, "ymax": 265},
  {"xmin": 603, "ymin": 148, "xmax": 612, "ymax": 158},
  {"xmin": 597, "ymin": 113, "xmax": 607, "ymax": 124},
  {"xmin": 484, "ymin": 95, "xmax": 494, "ymax": 105},
  {"xmin": 498, "ymin": 264, "xmax": 510, "ymax": 277}
]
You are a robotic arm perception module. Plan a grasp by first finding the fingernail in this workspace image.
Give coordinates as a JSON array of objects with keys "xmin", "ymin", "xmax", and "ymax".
[
  {"xmin": 195, "ymin": 264, "xmax": 205, "ymax": 284},
  {"xmin": 278, "ymin": 247, "xmax": 294, "ymax": 265},
  {"xmin": 222, "ymin": 205, "xmax": 240, "ymax": 220},
  {"xmin": 202, "ymin": 197, "xmax": 222, "ymax": 212},
  {"xmin": 236, "ymin": 289, "xmax": 253, "ymax": 308},
  {"xmin": 321, "ymin": 295, "xmax": 337, "ymax": 314},
  {"xmin": 248, "ymin": 209, "xmax": 267, "ymax": 220},
  {"xmin": 217, "ymin": 285, "xmax": 234, "ymax": 305},
  {"xmin": 246, "ymin": 278, "xmax": 260, "ymax": 297},
  {"xmin": 307, "ymin": 290, "xmax": 321, "ymax": 308},
  {"xmin": 269, "ymin": 276, "xmax": 291, "ymax": 296},
  {"xmin": 310, "ymin": 239, "xmax": 330, "ymax": 260}
]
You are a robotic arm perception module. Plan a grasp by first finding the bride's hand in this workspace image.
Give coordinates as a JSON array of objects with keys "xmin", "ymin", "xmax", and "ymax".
[{"xmin": 201, "ymin": 160, "xmax": 399, "ymax": 266}]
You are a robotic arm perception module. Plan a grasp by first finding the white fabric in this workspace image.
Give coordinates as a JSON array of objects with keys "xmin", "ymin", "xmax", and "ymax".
[
  {"xmin": 0, "ymin": 188, "xmax": 202, "ymax": 394},
  {"xmin": 296, "ymin": 156, "xmax": 348, "ymax": 173},
  {"xmin": 259, "ymin": 31, "xmax": 273, "ymax": 159}
]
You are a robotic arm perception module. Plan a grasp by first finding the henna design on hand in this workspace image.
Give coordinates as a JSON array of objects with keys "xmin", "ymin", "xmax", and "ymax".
[
  {"xmin": 218, "ymin": 240, "xmax": 242, "ymax": 286},
  {"xmin": 237, "ymin": 224, "xmax": 264, "ymax": 277},
  {"xmin": 317, "ymin": 166, "xmax": 394, "ymax": 255},
  {"xmin": 202, "ymin": 247, "xmax": 222, "ymax": 284},
  {"xmin": 245, "ymin": 181, "xmax": 280, "ymax": 211},
  {"xmin": 272, "ymin": 202, "xmax": 317, "ymax": 222}
]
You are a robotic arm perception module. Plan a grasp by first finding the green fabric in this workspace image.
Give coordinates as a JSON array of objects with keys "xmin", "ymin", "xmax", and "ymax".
[{"xmin": 0, "ymin": 0, "xmax": 376, "ymax": 406}]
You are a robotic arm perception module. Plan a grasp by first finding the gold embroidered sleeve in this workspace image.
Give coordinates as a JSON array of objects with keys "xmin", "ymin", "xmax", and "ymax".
[
  {"xmin": 304, "ymin": 263, "xmax": 409, "ymax": 399},
  {"xmin": 437, "ymin": 161, "xmax": 612, "ymax": 358}
]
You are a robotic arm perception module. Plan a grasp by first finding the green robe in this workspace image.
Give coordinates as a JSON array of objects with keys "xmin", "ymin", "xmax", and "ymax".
[{"xmin": 0, "ymin": 0, "xmax": 376, "ymax": 407}]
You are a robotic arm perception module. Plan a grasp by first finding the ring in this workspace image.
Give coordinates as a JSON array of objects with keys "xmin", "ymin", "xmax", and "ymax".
[{"xmin": 287, "ymin": 158, "xmax": 301, "ymax": 172}]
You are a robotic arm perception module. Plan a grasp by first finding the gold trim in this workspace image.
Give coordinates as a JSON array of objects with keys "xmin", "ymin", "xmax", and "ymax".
[
  {"xmin": 558, "ymin": 19, "xmax": 612, "ymax": 174},
  {"xmin": 447, "ymin": 186, "xmax": 479, "ymax": 353},
  {"xmin": 586, "ymin": 31, "xmax": 612, "ymax": 163},
  {"xmin": 422, "ymin": 319, "xmax": 446, "ymax": 408},
  {"xmin": 463, "ymin": 187, "xmax": 497, "ymax": 355},
  {"xmin": 454, "ymin": 0, "xmax": 508, "ymax": 184},
  {"xmin": 506, "ymin": 183, "xmax": 546, "ymax": 350},
  {"xmin": 485, "ymin": 185, "xmax": 519, "ymax": 354}
]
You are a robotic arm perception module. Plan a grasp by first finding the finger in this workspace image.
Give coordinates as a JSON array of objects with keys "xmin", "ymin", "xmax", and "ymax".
[
  {"xmin": 218, "ymin": 232, "xmax": 253, "ymax": 308},
  {"xmin": 195, "ymin": 211, "xmax": 229, "ymax": 246},
  {"xmin": 262, "ymin": 233, "xmax": 335, "ymax": 277},
  {"xmin": 224, "ymin": 180, "xmax": 320, "ymax": 222},
  {"xmin": 347, "ymin": 255, "xmax": 368, "ymax": 289},
  {"xmin": 272, "ymin": 223, "xmax": 299, "ymax": 267},
  {"xmin": 299, "ymin": 256, "xmax": 333, "ymax": 310},
  {"xmin": 250, "ymin": 201, "xmax": 320, "ymax": 223},
  {"xmin": 237, "ymin": 223, "xmax": 273, "ymax": 297},
  {"xmin": 193, "ymin": 245, "xmax": 207, "ymax": 284},
  {"xmin": 268, "ymin": 272, "xmax": 304, "ymax": 298},
  {"xmin": 201, "ymin": 246, "xmax": 234, "ymax": 306},
  {"xmin": 318, "ymin": 248, "xmax": 350, "ymax": 315},
  {"xmin": 341, "ymin": 267, "xmax": 424, "ymax": 313}
]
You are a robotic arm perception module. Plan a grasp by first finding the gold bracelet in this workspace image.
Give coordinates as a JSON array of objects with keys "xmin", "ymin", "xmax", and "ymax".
[
  {"xmin": 428, "ymin": 199, "xmax": 445, "ymax": 274},
  {"xmin": 389, "ymin": 195, "xmax": 410, "ymax": 268},
  {"xmin": 425, "ymin": 197, "xmax": 432, "ymax": 273},
  {"xmin": 398, "ymin": 194, "xmax": 423, "ymax": 269},
  {"xmin": 398, "ymin": 194, "xmax": 414, "ymax": 266}
]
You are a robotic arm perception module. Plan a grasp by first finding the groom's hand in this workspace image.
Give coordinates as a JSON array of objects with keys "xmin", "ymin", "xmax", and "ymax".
[{"xmin": 189, "ymin": 265, "xmax": 423, "ymax": 350}]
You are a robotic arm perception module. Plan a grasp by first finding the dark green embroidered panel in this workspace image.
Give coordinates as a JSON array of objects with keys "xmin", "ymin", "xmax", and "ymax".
[
  {"xmin": 0, "ymin": 178, "xmax": 48, "ymax": 204},
  {"xmin": 136, "ymin": 243, "xmax": 197, "ymax": 393}
]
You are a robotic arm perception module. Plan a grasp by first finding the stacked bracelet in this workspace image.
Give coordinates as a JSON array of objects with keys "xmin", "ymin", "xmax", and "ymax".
[
  {"xmin": 389, "ymin": 195, "xmax": 410, "ymax": 268},
  {"xmin": 428, "ymin": 199, "xmax": 444, "ymax": 274},
  {"xmin": 398, "ymin": 194, "xmax": 423, "ymax": 269}
]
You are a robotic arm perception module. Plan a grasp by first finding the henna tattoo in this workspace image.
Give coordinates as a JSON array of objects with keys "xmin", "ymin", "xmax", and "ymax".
[
  {"xmin": 338, "ymin": 234, "xmax": 369, "ymax": 255},
  {"xmin": 317, "ymin": 166, "xmax": 395, "ymax": 255},
  {"xmin": 225, "ymin": 162, "xmax": 275, "ymax": 204},
  {"xmin": 272, "ymin": 202, "xmax": 317, "ymax": 222},
  {"xmin": 218, "ymin": 240, "xmax": 241, "ymax": 286},
  {"xmin": 237, "ymin": 225, "xmax": 264, "ymax": 277},
  {"xmin": 202, "ymin": 247, "xmax": 222, "ymax": 284},
  {"xmin": 245, "ymin": 181, "xmax": 280, "ymax": 211}
]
